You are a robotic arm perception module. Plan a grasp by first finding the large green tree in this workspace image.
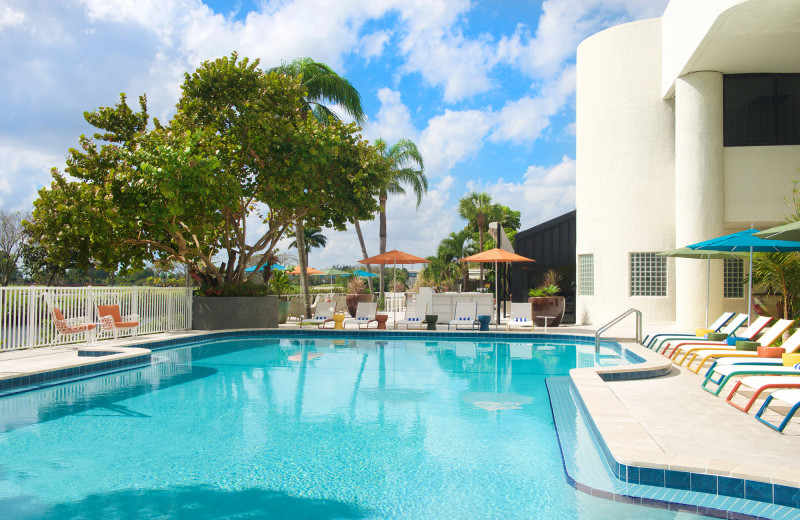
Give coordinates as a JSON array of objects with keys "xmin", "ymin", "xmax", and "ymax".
[
  {"xmin": 374, "ymin": 138, "xmax": 427, "ymax": 300},
  {"xmin": 27, "ymin": 54, "xmax": 382, "ymax": 293},
  {"xmin": 269, "ymin": 57, "xmax": 371, "ymax": 315}
]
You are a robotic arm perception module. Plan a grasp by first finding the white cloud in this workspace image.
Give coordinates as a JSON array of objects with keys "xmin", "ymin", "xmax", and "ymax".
[
  {"xmin": 0, "ymin": 144, "xmax": 61, "ymax": 210},
  {"xmin": 419, "ymin": 109, "xmax": 493, "ymax": 177},
  {"xmin": 359, "ymin": 30, "xmax": 392, "ymax": 60},
  {"xmin": 312, "ymin": 175, "xmax": 457, "ymax": 266},
  {"xmin": 497, "ymin": 0, "xmax": 668, "ymax": 78},
  {"xmin": 468, "ymin": 156, "xmax": 576, "ymax": 228},
  {"xmin": 399, "ymin": 29, "xmax": 497, "ymax": 102},
  {"xmin": 362, "ymin": 88, "xmax": 417, "ymax": 143},
  {"xmin": 491, "ymin": 64, "xmax": 575, "ymax": 144},
  {"xmin": 0, "ymin": 5, "xmax": 25, "ymax": 30}
]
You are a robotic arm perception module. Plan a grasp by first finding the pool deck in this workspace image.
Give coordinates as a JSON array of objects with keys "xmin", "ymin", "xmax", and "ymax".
[{"xmin": 1, "ymin": 320, "xmax": 799, "ymax": 506}]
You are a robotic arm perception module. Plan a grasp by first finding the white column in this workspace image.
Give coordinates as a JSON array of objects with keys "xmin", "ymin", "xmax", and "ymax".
[{"xmin": 674, "ymin": 72, "xmax": 724, "ymax": 329}]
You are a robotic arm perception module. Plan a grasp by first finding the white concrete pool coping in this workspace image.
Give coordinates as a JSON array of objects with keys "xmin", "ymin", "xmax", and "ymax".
[{"xmin": 1, "ymin": 323, "xmax": 798, "ymax": 494}]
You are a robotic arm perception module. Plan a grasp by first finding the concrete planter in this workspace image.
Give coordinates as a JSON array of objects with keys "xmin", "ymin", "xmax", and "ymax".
[
  {"xmin": 528, "ymin": 296, "xmax": 566, "ymax": 327},
  {"xmin": 192, "ymin": 296, "xmax": 278, "ymax": 330},
  {"xmin": 277, "ymin": 300, "xmax": 290, "ymax": 324},
  {"xmin": 345, "ymin": 294, "xmax": 374, "ymax": 317}
]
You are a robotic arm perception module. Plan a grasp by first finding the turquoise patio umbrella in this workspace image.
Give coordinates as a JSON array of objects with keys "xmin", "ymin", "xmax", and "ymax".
[
  {"xmin": 245, "ymin": 264, "xmax": 285, "ymax": 273},
  {"xmin": 351, "ymin": 269, "xmax": 378, "ymax": 278},
  {"xmin": 688, "ymin": 229, "xmax": 800, "ymax": 323}
]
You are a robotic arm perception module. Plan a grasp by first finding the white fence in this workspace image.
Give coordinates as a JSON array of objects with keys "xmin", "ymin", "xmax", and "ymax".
[{"xmin": 0, "ymin": 286, "xmax": 193, "ymax": 351}]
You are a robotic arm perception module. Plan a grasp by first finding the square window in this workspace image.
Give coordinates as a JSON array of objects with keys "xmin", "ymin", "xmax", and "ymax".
[{"xmin": 630, "ymin": 253, "xmax": 666, "ymax": 296}]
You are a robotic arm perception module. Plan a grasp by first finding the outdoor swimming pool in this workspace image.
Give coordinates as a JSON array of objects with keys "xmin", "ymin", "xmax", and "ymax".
[{"xmin": 0, "ymin": 336, "xmax": 712, "ymax": 519}]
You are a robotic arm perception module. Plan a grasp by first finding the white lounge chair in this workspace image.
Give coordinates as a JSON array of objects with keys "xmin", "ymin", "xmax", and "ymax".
[
  {"xmin": 726, "ymin": 374, "xmax": 800, "ymax": 413},
  {"xmin": 678, "ymin": 318, "xmax": 794, "ymax": 373},
  {"xmin": 701, "ymin": 329, "xmax": 800, "ymax": 394},
  {"xmin": 396, "ymin": 302, "xmax": 427, "ymax": 329},
  {"xmin": 343, "ymin": 302, "xmax": 378, "ymax": 329},
  {"xmin": 448, "ymin": 302, "xmax": 479, "ymax": 330},
  {"xmin": 507, "ymin": 302, "xmax": 534, "ymax": 331},
  {"xmin": 653, "ymin": 313, "xmax": 748, "ymax": 353},
  {"xmin": 755, "ymin": 388, "xmax": 800, "ymax": 432},
  {"xmin": 643, "ymin": 311, "xmax": 735, "ymax": 348},
  {"xmin": 300, "ymin": 301, "xmax": 336, "ymax": 328},
  {"xmin": 661, "ymin": 314, "xmax": 768, "ymax": 357}
]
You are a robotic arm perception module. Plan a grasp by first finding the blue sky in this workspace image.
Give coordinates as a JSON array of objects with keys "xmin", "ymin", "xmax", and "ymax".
[{"xmin": 0, "ymin": 0, "xmax": 668, "ymax": 268}]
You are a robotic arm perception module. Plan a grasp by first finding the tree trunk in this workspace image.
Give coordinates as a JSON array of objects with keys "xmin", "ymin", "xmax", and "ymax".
[
  {"xmin": 294, "ymin": 220, "xmax": 312, "ymax": 317},
  {"xmin": 477, "ymin": 212, "xmax": 485, "ymax": 287},
  {"xmin": 378, "ymin": 193, "xmax": 387, "ymax": 302},
  {"xmin": 353, "ymin": 219, "xmax": 374, "ymax": 292}
]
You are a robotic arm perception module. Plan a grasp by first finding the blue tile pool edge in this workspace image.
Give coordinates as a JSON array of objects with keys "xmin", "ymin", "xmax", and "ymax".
[
  {"xmin": 546, "ymin": 376, "xmax": 800, "ymax": 519},
  {"xmin": 0, "ymin": 353, "xmax": 154, "ymax": 398},
  {"xmin": 0, "ymin": 329, "xmax": 665, "ymax": 395}
]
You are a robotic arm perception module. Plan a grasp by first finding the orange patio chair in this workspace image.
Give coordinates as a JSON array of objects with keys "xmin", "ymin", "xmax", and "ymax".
[
  {"xmin": 97, "ymin": 304, "xmax": 140, "ymax": 342},
  {"xmin": 49, "ymin": 307, "xmax": 96, "ymax": 347}
]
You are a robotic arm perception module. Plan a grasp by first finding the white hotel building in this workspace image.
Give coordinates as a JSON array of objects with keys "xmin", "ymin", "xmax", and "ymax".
[{"xmin": 576, "ymin": 0, "xmax": 800, "ymax": 329}]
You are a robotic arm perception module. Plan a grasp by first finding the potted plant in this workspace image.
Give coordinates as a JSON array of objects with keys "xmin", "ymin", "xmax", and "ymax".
[
  {"xmin": 345, "ymin": 277, "xmax": 373, "ymax": 317},
  {"xmin": 527, "ymin": 269, "xmax": 566, "ymax": 327},
  {"xmin": 269, "ymin": 271, "xmax": 293, "ymax": 324}
]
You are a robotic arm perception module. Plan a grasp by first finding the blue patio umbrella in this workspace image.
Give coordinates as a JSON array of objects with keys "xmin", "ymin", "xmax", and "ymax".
[
  {"xmin": 687, "ymin": 229, "xmax": 800, "ymax": 323},
  {"xmin": 245, "ymin": 264, "xmax": 286, "ymax": 273},
  {"xmin": 351, "ymin": 269, "xmax": 378, "ymax": 278}
]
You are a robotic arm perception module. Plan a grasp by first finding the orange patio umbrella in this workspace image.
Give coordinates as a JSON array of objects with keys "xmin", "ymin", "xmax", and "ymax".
[
  {"xmin": 288, "ymin": 266, "xmax": 323, "ymax": 275},
  {"xmin": 360, "ymin": 250, "xmax": 430, "ymax": 326},
  {"xmin": 458, "ymin": 248, "xmax": 535, "ymax": 325}
]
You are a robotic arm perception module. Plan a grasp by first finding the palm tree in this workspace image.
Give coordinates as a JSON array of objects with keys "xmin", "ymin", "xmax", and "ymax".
[
  {"xmin": 457, "ymin": 192, "xmax": 496, "ymax": 286},
  {"xmin": 374, "ymin": 138, "xmax": 427, "ymax": 300},
  {"xmin": 437, "ymin": 228, "xmax": 475, "ymax": 290},
  {"xmin": 269, "ymin": 58, "xmax": 365, "ymax": 316},
  {"xmin": 289, "ymin": 227, "xmax": 327, "ymax": 265}
]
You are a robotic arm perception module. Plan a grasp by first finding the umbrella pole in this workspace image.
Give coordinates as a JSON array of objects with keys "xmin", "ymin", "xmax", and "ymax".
[
  {"xmin": 495, "ymin": 260, "xmax": 499, "ymax": 329},
  {"xmin": 393, "ymin": 262, "xmax": 397, "ymax": 329},
  {"xmin": 748, "ymin": 246, "xmax": 753, "ymax": 325},
  {"xmin": 705, "ymin": 257, "xmax": 710, "ymax": 328}
]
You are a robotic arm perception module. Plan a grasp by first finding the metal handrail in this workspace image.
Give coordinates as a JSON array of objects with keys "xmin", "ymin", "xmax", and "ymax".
[{"xmin": 595, "ymin": 308, "xmax": 642, "ymax": 353}]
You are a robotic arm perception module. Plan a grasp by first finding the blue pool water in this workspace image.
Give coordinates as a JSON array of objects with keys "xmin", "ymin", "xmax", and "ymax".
[{"xmin": 0, "ymin": 337, "xmax": 710, "ymax": 519}]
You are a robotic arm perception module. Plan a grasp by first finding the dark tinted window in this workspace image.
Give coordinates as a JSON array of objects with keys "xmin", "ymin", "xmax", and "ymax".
[{"xmin": 724, "ymin": 74, "xmax": 800, "ymax": 146}]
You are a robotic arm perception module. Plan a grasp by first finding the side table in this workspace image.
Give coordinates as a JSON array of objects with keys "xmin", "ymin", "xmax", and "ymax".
[
  {"xmin": 333, "ymin": 313, "xmax": 345, "ymax": 330},
  {"xmin": 424, "ymin": 314, "xmax": 438, "ymax": 331},
  {"xmin": 477, "ymin": 315, "xmax": 491, "ymax": 331},
  {"xmin": 536, "ymin": 316, "xmax": 554, "ymax": 333},
  {"xmin": 375, "ymin": 313, "xmax": 389, "ymax": 330}
]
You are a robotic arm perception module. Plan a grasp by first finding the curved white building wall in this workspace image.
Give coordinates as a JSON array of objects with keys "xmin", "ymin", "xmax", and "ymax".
[{"xmin": 576, "ymin": 18, "xmax": 676, "ymax": 326}]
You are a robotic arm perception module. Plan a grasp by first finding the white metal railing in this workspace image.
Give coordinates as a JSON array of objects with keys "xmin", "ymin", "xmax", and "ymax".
[
  {"xmin": 595, "ymin": 308, "xmax": 642, "ymax": 354},
  {"xmin": 0, "ymin": 286, "xmax": 193, "ymax": 351}
]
